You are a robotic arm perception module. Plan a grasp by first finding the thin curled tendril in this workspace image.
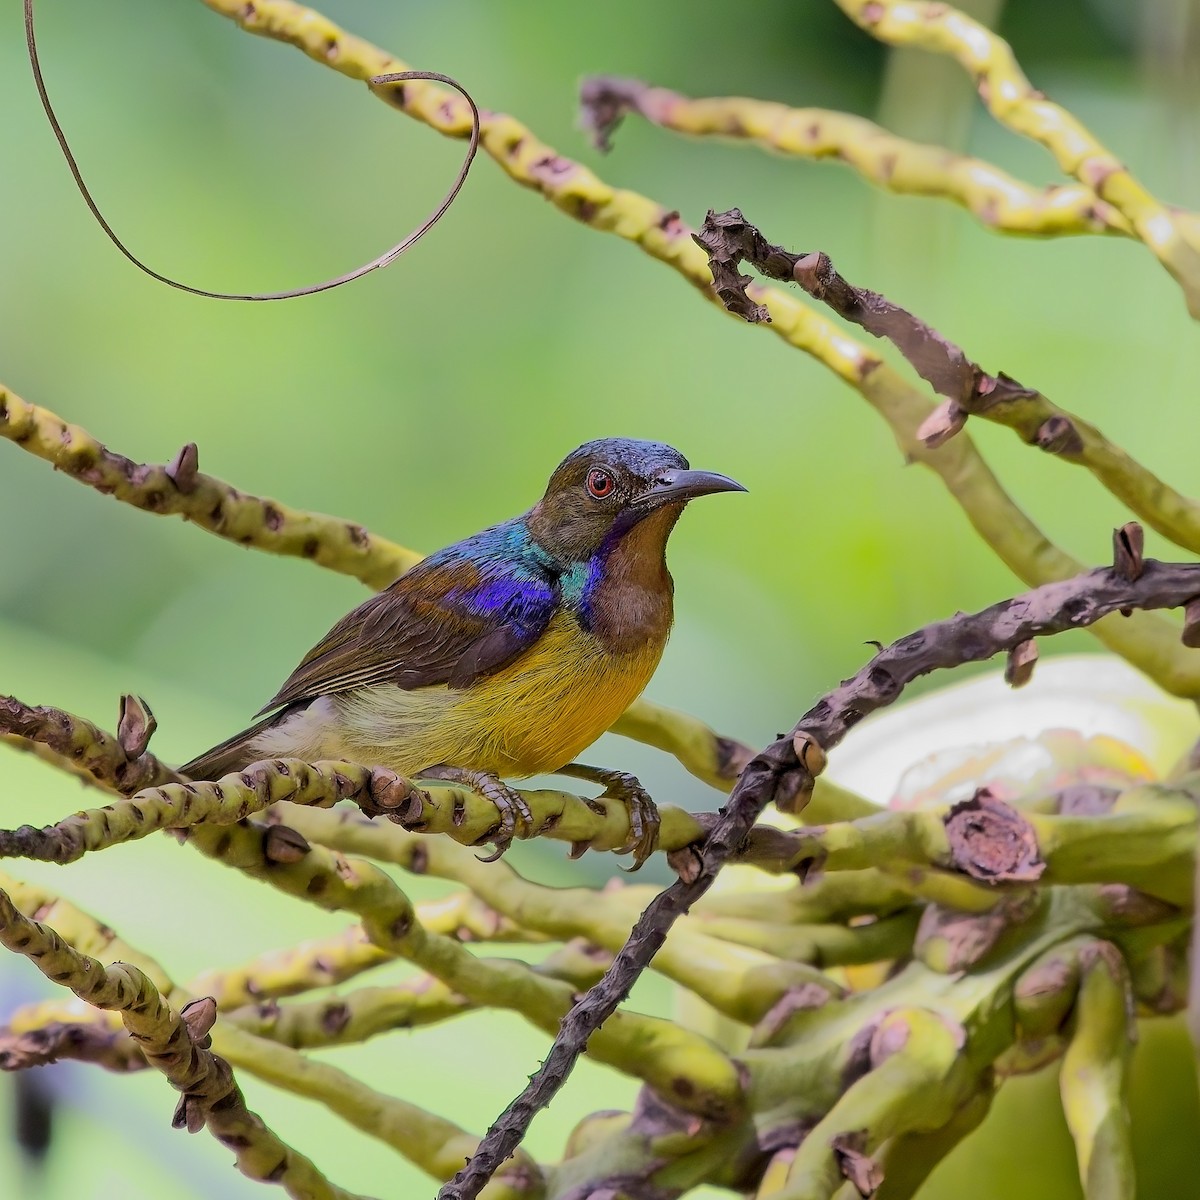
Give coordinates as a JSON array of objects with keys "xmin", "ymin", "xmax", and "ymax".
[{"xmin": 23, "ymin": 0, "xmax": 480, "ymax": 301}]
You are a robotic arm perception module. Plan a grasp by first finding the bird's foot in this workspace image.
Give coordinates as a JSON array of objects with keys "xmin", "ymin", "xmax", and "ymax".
[
  {"xmin": 415, "ymin": 765, "xmax": 533, "ymax": 861},
  {"xmin": 557, "ymin": 763, "xmax": 660, "ymax": 870}
]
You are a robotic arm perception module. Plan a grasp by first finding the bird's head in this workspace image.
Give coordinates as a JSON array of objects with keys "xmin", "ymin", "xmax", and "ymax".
[{"xmin": 526, "ymin": 438, "xmax": 745, "ymax": 564}]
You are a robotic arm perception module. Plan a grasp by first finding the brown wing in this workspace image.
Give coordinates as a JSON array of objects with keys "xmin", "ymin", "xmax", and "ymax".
[{"xmin": 256, "ymin": 546, "xmax": 558, "ymax": 715}]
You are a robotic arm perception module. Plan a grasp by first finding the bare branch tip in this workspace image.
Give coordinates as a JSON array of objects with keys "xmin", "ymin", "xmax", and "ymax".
[
  {"xmin": 1034, "ymin": 415, "xmax": 1083, "ymax": 456},
  {"xmin": 165, "ymin": 443, "xmax": 199, "ymax": 493},
  {"xmin": 578, "ymin": 76, "xmax": 641, "ymax": 153},
  {"xmin": 117, "ymin": 694, "xmax": 157, "ymax": 758},
  {"xmin": 944, "ymin": 789, "xmax": 1045, "ymax": 883},
  {"xmin": 1004, "ymin": 639, "xmax": 1039, "ymax": 688},
  {"xmin": 181, "ymin": 996, "xmax": 218, "ymax": 1046},
  {"xmin": 791, "ymin": 730, "xmax": 827, "ymax": 777},
  {"xmin": 916, "ymin": 400, "xmax": 968, "ymax": 448},
  {"xmin": 262, "ymin": 824, "xmax": 311, "ymax": 865},
  {"xmin": 1112, "ymin": 522, "xmax": 1145, "ymax": 582}
]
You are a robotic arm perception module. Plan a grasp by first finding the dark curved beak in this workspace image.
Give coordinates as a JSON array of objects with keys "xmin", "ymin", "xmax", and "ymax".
[{"xmin": 637, "ymin": 468, "xmax": 747, "ymax": 507}]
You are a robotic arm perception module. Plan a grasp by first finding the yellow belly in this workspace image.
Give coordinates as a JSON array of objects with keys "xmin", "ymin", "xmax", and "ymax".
[{"xmin": 254, "ymin": 610, "xmax": 666, "ymax": 777}]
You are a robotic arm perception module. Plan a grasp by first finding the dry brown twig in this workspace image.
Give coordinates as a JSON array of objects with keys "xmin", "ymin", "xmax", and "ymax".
[
  {"xmin": 5, "ymin": 3, "xmax": 1200, "ymax": 1195},
  {"xmin": 437, "ymin": 538, "xmax": 1200, "ymax": 1200},
  {"xmin": 691, "ymin": 206, "xmax": 1200, "ymax": 558}
]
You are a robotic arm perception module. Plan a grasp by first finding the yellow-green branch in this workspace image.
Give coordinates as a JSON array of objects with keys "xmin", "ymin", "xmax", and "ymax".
[
  {"xmin": 720, "ymin": 784, "xmax": 1197, "ymax": 906},
  {"xmin": 701, "ymin": 219, "xmax": 1200, "ymax": 560},
  {"xmin": 611, "ymin": 698, "xmax": 753, "ymax": 792},
  {"xmin": 0, "ymin": 888, "xmax": 368, "ymax": 1200},
  {"xmin": 0, "ymin": 703, "xmax": 870, "ymax": 866},
  {"xmin": 775, "ymin": 1008, "xmax": 973, "ymax": 1200},
  {"xmin": 195, "ymin": 0, "xmax": 1200, "ymax": 700},
  {"xmin": 185, "ymin": 812, "xmax": 746, "ymax": 1113},
  {"xmin": 228, "ymin": 939, "xmax": 609, "ymax": 1051},
  {"xmin": 1059, "ymin": 941, "xmax": 1136, "ymax": 1200},
  {"xmin": 0, "ymin": 758, "xmax": 377, "ymax": 863},
  {"xmin": 580, "ymin": 76, "xmax": 1130, "ymax": 238},
  {"xmin": 211, "ymin": 1023, "xmax": 539, "ymax": 1198},
  {"xmin": 188, "ymin": 925, "xmax": 389, "ymax": 1009},
  {"xmin": 0, "ymin": 385, "xmax": 418, "ymax": 590},
  {"xmin": 287, "ymin": 808, "xmax": 840, "ymax": 1025},
  {"xmin": 833, "ymin": 0, "xmax": 1200, "ymax": 315},
  {"xmin": 1, "ymin": 694, "xmax": 181, "ymax": 795}
]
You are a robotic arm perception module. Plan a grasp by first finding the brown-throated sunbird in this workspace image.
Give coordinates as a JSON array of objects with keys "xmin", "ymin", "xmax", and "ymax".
[{"xmin": 182, "ymin": 439, "xmax": 745, "ymax": 866}]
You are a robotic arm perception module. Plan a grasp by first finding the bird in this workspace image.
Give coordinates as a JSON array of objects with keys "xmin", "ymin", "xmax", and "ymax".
[{"xmin": 182, "ymin": 438, "xmax": 745, "ymax": 866}]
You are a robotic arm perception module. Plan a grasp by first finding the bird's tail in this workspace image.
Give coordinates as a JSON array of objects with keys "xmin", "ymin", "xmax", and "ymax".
[{"xmin": 180, "ymin": 711, "xmax": 285, "ymax": 781}]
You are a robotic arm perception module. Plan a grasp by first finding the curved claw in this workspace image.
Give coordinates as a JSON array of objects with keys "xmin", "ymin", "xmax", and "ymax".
[
  {"xmin": 621, "ymin": 789, "xmax": 661, "ymax": 872},
  {"xmin": 476, "ymin": 836, "xmax": 512, "ymax": 864},
  {"xmin": 415, "ymin": 764, "xmax": 534, "ymax": 860},
  {"xmin": 475, "ymin": 780, "xmax": 533, "ymax": 860},
  {"xmin": 587, "ymin": 771, "xmax": 660, "ymax": 871}
]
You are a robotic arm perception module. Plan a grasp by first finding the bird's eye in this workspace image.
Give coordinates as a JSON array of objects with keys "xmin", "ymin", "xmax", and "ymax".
[{"xmin": 586, "ymin": 468, "xmax": 615, "ymax": 499}]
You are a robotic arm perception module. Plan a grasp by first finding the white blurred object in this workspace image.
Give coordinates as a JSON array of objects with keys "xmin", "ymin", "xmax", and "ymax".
[
  {"xmin": 684, "ymin": 653, "xmax": 1199, "ymax": 1047},
  {"xmin": 826, "ymin": 653, "xmax": 1199, "ymax": 806}
]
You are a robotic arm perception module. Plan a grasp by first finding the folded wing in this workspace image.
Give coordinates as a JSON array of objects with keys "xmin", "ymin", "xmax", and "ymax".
[{"xmin": 258, "ymin": 534, "xmax": 558, "ymax": 714}]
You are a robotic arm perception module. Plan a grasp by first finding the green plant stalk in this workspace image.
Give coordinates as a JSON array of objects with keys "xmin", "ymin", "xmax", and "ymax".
[
  {"xmin": 961, "ymin": 390, "xmax": 1200, "ymax": 558},
  {"xmin": 287, "ymin": 807, "xmax": 839, "ymax": 1024},
  {"xmin": 228, "ymin": 940, "xmax": 609, "ymax": 1051},
  {"xmin": 611, "ymin": 698, "xmax": 752, "ymax": 791},
  {"xmin": 775, "ymin": 1008, "xmax": 973, "ymax": 1200},
  {"xmin": 741, "ymin": 888, "xmax": 1160, "ymax": 1193},
  {"xmin": 583, "ymin": 80, "xmax": 1129, "ymax": 237},
  {"xmin": 295, "ymin": 805, "xmax": 927, "ymax": 968},
  {"xmin": 742, "ymin": 789, "xmax": 1197, "ymax": 906},
  {"xmin": 0, "ymin": 726, "xmax": 874, "ymax": 873},
  {"xmin": 1191, "ymin": 843, "xmax": 1200, "ymax": 1067},
  {"xmin": 3, "ymin": 865, "xmax": 1182, "ymax": 1196},
  {"xmin": 687, "ymin": 910, "xmax": 920, "ymax": 966},
  {"xmin": 195, "ymin": 0, "xmax": 1200, "ymax": 699},
  {"xmin": 187, "ymin": 926, "xmax": 396, "ymax": 1011},
  {"xmin": 833, "ymin": 0, "xmax": 1200, "ymax": 315},
  {"xmin": 0, "ymin": 876, "xmax": 545, "ymax": 1194},
  {"xmin": 0, "ymin": 386, "xmax": 418, "ymax": 590},
  {"xmin": 0, "ymin": 746, "xmax": 702, "ymax": 869},
  {"xmin": 186, "ymin": 815, "xmax": 745, "ymax": 1116},
  {"xmin": 3, "ymin": 697, "xmax": 860, "ymax": 868},
  {"xmin": 705, "ymin": 871, "xmax": 914, "ymax": 924},
  {"xmin": 188, "ymin": 891, "xmax": 539, "ymax": 1013},
  {"xmin": 394, "ymin": 780, "xmax": 705, "ymax": 856},
  {"xmin": 390, "ymin": 779, "xmax": 871, "ymax": 863},
  {"xmin": 0, "ymin": 888, "xmax": 368, "ymax": 1200},
  {"xmin": 763, "ymin": 237, "xmax": 1200, "ymax": 557},
  {"xmin": 403, "ymin": 921, "xmax": 746, "ymax": 1121},
  {"xmin": 1059, "ymin": 942, "xmax": 1136, "ymax": 1200},
  {"xmin": 2, "ymin": 912, "xmax": 582, "ymax": 1072},
  {"xmin": 211, "ymin": 1023, "xmax": 540, "ymax": 1199},
  {"xmin": 0, "ymin": 758, "xmax": 377, "ymax": 864},
  {"xmin": 864, "ymin": 1087, "xmax": 994, "ymax": 1200}
]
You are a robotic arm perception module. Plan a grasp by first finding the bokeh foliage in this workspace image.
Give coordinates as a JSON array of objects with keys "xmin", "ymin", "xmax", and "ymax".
[{"xmin": 2, "ymin": 1, "xmax": 1200, "ymax": 1197}]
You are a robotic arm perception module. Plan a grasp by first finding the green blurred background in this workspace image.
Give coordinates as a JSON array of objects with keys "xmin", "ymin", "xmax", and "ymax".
[{"xmin": 2, "ymin": 0, "xmax": 1199, "ymax": 1196}]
